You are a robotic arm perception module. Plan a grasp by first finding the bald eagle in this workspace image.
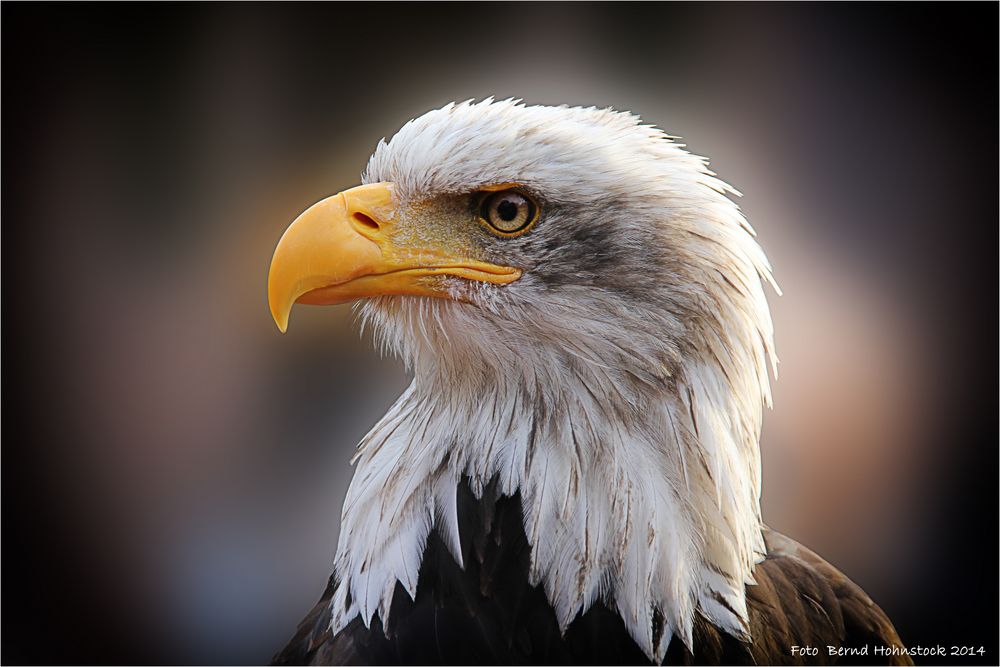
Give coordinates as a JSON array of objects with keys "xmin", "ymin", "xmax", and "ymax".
[{"xmin": 267, "ymin": 100, "xmax": 911, "ymax": 665}]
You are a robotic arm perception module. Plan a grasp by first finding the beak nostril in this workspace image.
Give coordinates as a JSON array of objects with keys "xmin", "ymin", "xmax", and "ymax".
[{"xmin": 352, "ymin": 212, "xmax": 380, "ymax": 231}]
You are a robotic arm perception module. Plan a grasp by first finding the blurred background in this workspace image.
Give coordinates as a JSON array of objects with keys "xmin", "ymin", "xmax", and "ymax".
[{"xmin": 3, "ymin": 3, "xmax": 996, "ymax": 664}]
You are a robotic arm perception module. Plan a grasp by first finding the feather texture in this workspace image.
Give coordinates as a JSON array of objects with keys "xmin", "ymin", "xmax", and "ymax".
[{"xmin": 276, "ymin": 484, "xmax": 911, "ymax": 665}]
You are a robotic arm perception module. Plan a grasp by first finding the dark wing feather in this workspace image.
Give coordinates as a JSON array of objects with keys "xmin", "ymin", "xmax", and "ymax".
[
  {"xmin": 690, "ymin": 528, "xmax": 912, "ymax": 666},
  {"xmin": 744, "ymin": 530, "xmax": 912, "ymax": 666},
  {"xmin": 274, "ymin": 480, "xmax": 911, "ymax": 665}
]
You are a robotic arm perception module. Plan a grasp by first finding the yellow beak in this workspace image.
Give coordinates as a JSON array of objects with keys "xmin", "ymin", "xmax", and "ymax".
[{"xmin": 267, "ymin": 182, "xmax": 521, "ymax": 332}]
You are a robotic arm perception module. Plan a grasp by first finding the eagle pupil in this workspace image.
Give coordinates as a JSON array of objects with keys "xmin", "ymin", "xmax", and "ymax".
[{"xmin": 497, "ymin": 199, "xmax": 518, "ymax": 222}]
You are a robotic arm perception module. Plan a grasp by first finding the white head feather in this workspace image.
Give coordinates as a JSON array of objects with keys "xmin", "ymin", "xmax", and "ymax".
[{"xmin": 326, "ymin": 99, "xmax": 779, "ymax": 662}]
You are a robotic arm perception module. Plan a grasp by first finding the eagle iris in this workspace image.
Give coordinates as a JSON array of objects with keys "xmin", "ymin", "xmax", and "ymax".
[{"xmin": 479, "ymin": 190, "xmax": 538, "ymax": 236}]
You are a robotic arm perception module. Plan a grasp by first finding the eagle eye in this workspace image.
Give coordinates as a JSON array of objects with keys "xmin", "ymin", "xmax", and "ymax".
[{"xmin": 478, "ymin": 190, "xmax": 538, "ymax": 237}]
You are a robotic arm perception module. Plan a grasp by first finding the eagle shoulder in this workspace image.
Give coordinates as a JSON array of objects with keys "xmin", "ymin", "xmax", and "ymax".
[{"xmin": 731, "ymin": 528, "xmax": 913, "ymax": 666}]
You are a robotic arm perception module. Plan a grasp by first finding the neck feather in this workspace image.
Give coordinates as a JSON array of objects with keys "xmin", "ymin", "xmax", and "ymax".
[{"xmin": 329, "ymin": 337, "xmax": 769, "ymax": 662}]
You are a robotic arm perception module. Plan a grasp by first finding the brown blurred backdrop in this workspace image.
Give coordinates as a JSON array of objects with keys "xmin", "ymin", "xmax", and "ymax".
[{"xmin": 3, "ymin": 3, "xmax": 997, "ymax": 664}]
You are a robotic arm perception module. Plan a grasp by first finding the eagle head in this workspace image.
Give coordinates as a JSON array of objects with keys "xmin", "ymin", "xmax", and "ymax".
[{"xmin": 268, "ymin": 99, "xmax": 778, "ymax": 662}]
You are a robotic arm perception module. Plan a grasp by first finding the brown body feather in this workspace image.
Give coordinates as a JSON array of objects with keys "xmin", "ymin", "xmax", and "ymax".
[{"xmin": 274, "ymin": 480, "xmax": 910, "ymax": 666}]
